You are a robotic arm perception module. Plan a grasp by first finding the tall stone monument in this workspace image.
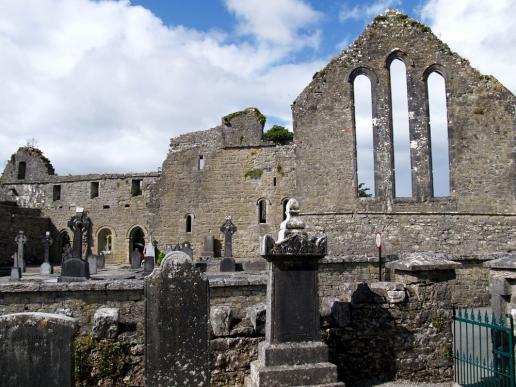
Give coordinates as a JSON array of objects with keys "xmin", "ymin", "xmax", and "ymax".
[
  {"xmin": 247, "ymin": 199, "xmax": 344, "ymax": 387},
  {"xmin": 145, "ymin": 251, "xmax": 210, "ymax": 386},
  {"xmin": 0, "ymin": 312, "xmax": 77, "ymax": 386},
  {"xmin": 10, "ymin": 252, "xmax": 21, "ymax": 281},
  {"xmin": 220, "ymin": 215, "xmax": 237, "ymax": 258},
  {"xmin": 14, "ymin": 230, "xmax": 27, "ymax": 274},
  {"xmin": 59, "ymin": 208, "xmax": 90, "ymax": 282},
  {"xmin": 40, "ymin": 231, "xmax": 53, "ymax": 275}
]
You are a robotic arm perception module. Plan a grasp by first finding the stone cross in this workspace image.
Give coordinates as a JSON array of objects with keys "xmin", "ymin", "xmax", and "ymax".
[
  {"xmin": 15, "ymin": 230, "xmax": 27, "ymax": 264},
  {"xmin": 248, "ymin": 198, "xmax": 343, "ymax": 386},
  {"xmin": 41, "ymin": 231, "xmax": 53, "ymax": 263},
  {"xmin": 220, "ymin": 216, "xmax": 237, "ymax": 258},
  {"xmin": 67, "ymin": 211, "xmax": 90, "ymax": 258}
]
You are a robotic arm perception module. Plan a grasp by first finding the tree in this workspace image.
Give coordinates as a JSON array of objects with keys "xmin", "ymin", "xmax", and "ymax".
[
  {"xmin": 358, "ymin": 183, "xmax": 372, "ymax": 197},
  {"xmin": 263, "ymin": 125, "xmax": 293, "ymax": 145}
]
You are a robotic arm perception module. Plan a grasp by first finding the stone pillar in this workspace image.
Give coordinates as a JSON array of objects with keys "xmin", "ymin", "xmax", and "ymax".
[
  {"xmin": 220, "ymin": 216, "xmax": 237, "ymax": 258},
  {"xmin": 145, "ymin": 251, "xmax": 210, "ymax": 386},
  {"xmin": 247, "ymin": 199, "xmax": 344, "ymax": 387},
  {"xmin": 484, "ymin": 254, "xmax": 516, "ymax": 320},
  {"xmin": 14, "ymin": 230, "xmax": 27, "ymax": 273}
]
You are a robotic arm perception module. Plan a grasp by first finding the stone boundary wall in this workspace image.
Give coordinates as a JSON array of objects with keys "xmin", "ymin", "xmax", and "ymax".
[{"xmin": 0, "ymin": 269, "xmax": 457, "ymax": 386}]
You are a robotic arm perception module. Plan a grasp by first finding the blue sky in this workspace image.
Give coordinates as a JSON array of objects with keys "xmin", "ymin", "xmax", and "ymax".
[{"xmin": 0, "ymin": 0, "xmax": 514, "ymax": 182}]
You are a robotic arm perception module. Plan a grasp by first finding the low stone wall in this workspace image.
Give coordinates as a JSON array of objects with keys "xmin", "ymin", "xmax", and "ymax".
[{"xmin": 0, "ymin": 270, "xmax": 456, "ymax": 386}]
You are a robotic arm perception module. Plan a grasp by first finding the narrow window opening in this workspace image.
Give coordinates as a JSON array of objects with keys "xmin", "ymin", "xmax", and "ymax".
[
  {"xmin": 53, "ymin": 185, "xmax": 61, "ymax": 201},
  {"xmin": 103, "ymin": 204, "xmax": 110, "ymax": 209},
  {"xmin": 258, "ymin": 199, "xmax": 267, "ymax": 224},
  {"xmin": 273, "ymin": 177, "xmax": 277, "ymax": 186},
  {"xmin": 185, "ymin": 215, "xmax": 192, "ymax": 233},
  {"xmin": 390, "ymin": 59, "xmax": 412, "ymax": 197},
  {"xmin": 353, "ymin": 75, "xmax": 375, "ymax": 197},
  {"xmin": 427, "ymin": 72, "xmax": 450, "ymax": 197},
  {"xmin": 198, "ymin": 155, "xmax": 205, "ymax": 170},
  {"xmin": 90, "ymin": 182, "xmax": 99, "ymax": 199},
  {"xmin": 124, "ymin": 204, "xmax": 130, "ymax": 208},
  {"xmin": 282, "ymin": 199, "xmax": 288, "ymax": 221},
  {"xmin": 9, "ymin": 188, "xmax": 18, "ymax": 196},
  {"xmin": 17, "ymin": 162, "xmax": 26, "ymax": 180},
  {"xmin": 131, "ymin": 179, "xmax": 142, "ymax": 196}
]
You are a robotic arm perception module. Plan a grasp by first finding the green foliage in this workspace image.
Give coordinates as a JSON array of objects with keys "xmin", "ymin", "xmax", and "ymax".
[
  {"xmin": 358, "ymin": 183, "xmax": 372, "ymax": 198},
  {"xmin": 473, "ymin": 107, "xmax": 485, "ymax": 115},
  {"xmin": 432, "ymin": 318, "xmax": 448, "ymax": 333},
  {"xmin": 396, "ymin": 13, "xmax": 409, "ymax": 20},
  {"xmin": 263, "ymin": 125, "xmax": 293, "ymax": 145},
  {"xmin": 244, "ymin": 168, "xmax": 263, "ymax": 179},
  {"xmin": 223, "ymin": 107, "xmax": 266, "ymax": 126},
  {"xmin": 374, "ymin": 15, "xmax": 388, "ymax": 22},
  {"xmin": 157, "ymin": 250, "xmax": 166, "ymax": 265},
  {"xmin": 73, "ymin": 335, "xmax": 128, "ymax": 383}
]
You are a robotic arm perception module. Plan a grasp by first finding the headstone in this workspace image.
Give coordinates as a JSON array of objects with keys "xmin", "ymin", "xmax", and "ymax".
[
  {"xmin": 219, "ymin": 257, "xmax": 236, "ymax": 272},
  {"xmin": 131, "ymin": 248, "xmax": 141, "ymax": 269},
  {"xmin": 202, "ymin": 235, "xmax": 214, "ymax": 257},
  {"xmin": 15, "ymin": 230, "xmax": 27, "ymax": 273},
  {"xmin": 87, "ymin": 255, "xmax": 97, "ymax": 275},
  {"xmin": 40, "ymin": 231, "xmax": 53, "ymax": 275},
  {"xmin": 145, "ymin": 242, "xmax": 155, "ymax": 259},
  {"xmin": 181, "ymin": 242, "xmax": 193, "ymax": 258},
  {"xmin": 144, "ymin": 256, "xmax": 155, "ymax": 274},
  {"xmin": 247, "ymin": 199, "xmax": 344, "ymax": 387},
  {"xmin": 10, "ymin": 252, "xmax": 21, "ymax": 281},
  {"xmin": 60, "ymin": 211, "xmax": 90, "ymax": 281},
  {"xmin": 220, "ymin": 215, "xmax": 237, "ymax": 257},
  {"xmin": 145, "ymin": 251, "xmax": 210, "ymax": 386},
  {"xmin": 0, "ymin": 312, "xmax": 77, "ymax": 386},
  {"xmin": 97, "ymin": 252, "xmax": 106, "ymax": 269}
]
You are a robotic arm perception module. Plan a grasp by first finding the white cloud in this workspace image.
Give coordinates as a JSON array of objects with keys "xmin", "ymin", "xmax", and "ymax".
[
  {"xmin": 339, "ymin": 0, "xmax": 401, "ymax": 22},
  {"xmin": 224, "ymin": 0, "xmax": 322, "ymax": 49},
  {"xmin": 421, "ymin": 0, "xmax": 516, "ymax": 93},
  {"xmin": 0, "ymin": 0, "xmax": 324, "ymax": 174}
]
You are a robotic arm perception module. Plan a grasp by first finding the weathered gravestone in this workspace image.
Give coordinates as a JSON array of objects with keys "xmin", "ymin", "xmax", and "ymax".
[
  {"xmin": 181, "ymin": 242, "xmax": 193, "ymax": 258},
  {"xmin": 40, "ymin": 231, "xmax": 53, "ymax": 275},
  {"xmin": 10, "ymin": 252, "xmax": 21, "ymax": 281},
  {"xmin": 131, "ymin": 248, "xmax": 141, "ymax": 269},
  {"xmin": 15, "ymin": 230, "xmax": 27, "ymax": 273},
  {"xmin": 247, "ymin": 199, "xmax": 344, "ymax": 387},
  {"xmin": 143, "ymin": 242, "xmax": 155, "ymax": 274},
  {"xmin": 0, "ymin": 312, "xmax": 77, "ymax": 386},
  {"xmin": 220, "ymin": 257, "xmax": 236, "ymax": 272},
  {"xmin": 145, "ymin": 251, "xmax": 210, "ymax": 386},
  {"xmin": 202, "ymin": 235, "xmax": 214, "ymax": 257},
  {"xmin": 60, "ymin": 210, "xmax": 90, "ymax": 282},
  {"xmin": 220, "ymin": 216, "xmax": 237, "ymax": 258},
  {"xmin": 97, "ymin": 252, "xmax": 106, "ymax": 269},
  {"xmin": 87, "ymin": 255, "xmax": 98, "ymax": 274}
]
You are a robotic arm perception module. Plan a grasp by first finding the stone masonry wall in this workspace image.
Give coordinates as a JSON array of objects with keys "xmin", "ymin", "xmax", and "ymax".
[
  {"xmin": 0, "ymin": 268, "xmax": 458, "ymax": 386},
  {"xmin": 2, "ymin": 147, "xmax": 160, "ymax": 263},
  {"xmin": 150, "ymin": 114, "xmax": 296, "ymax": 259}
]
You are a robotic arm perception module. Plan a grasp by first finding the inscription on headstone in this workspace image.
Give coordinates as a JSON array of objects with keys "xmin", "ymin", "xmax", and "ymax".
[
  {"xmin": 0, "ymin": 312, "xmax": 77, "ymax": 387},
  {"xmin": 145, "ymin": 251, "xmax": 210, "ymax": 386}
]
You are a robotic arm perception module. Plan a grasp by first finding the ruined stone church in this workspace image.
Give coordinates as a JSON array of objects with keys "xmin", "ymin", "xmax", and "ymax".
[{"xmin": 1, "ymin": 9, "xmax": 514, "ymax": 266}]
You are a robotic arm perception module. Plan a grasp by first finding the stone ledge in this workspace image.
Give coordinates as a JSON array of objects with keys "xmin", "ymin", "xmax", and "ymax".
[
  {"xmin": 483, "ymin": 254, "xmax": 516, "ymax": 269},
  {"xmin": 321, "ymin": 255, "xmax": 397, "ymax": 264},
  {"xmin": 386, "ymin": 252, "xmax": 460, "ymax": 271}
]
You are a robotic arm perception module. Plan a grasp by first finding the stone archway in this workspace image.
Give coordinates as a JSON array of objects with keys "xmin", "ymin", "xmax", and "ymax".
[
  {"xmin": 56, "ymin": 230, "xmax": 71, "ymax": 265},
  {"xmin": 128, "ymin": 226, "xmax": 145, "ymax": 263},
  {"xmin": 97, "ymin": 227, "xmax": 114, "ymax": 262}
]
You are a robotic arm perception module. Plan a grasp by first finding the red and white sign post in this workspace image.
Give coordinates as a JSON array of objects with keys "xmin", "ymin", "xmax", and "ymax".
[{"xmin": 375, "ymin": 232, "xmax": 382, "ymax": 281}]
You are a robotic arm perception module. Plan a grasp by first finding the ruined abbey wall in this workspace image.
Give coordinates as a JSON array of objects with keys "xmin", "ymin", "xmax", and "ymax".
[
  {"xmin": 1, "ymin": 148, "xmax": 159, "ymax": 263},
  {"xmin": 294, "ymin": 9, "xmax": 515, "ymax": 256},
  {"xmin": 150, "ymin": 110, "xmax": 296, "ymax": 259}
]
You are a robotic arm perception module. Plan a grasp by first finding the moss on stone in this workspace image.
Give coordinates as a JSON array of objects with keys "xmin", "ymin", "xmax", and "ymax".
[
  {"xmin": 244, "ymin": 168, "xmax": 263, "ymax": 179},
  {"xmin": 223, "ymin": 108, "xmax": 266, "ymax": 127},
  {"xmin": 431, "ymin": 317, "xmax": 448, "ymax": 332}
]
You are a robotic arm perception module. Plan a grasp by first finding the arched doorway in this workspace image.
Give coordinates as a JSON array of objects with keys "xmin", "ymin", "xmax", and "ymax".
[
  {"xmin": 97, "ymin": 228, "xmax": 113, "ymax": 254},
  {"xmin": 56, "ymin": 230, "xmax": 71, "ymax": 264},
  {"xmin": 128, "ymin": 226, "xmax": 145, "ymax": 262}
]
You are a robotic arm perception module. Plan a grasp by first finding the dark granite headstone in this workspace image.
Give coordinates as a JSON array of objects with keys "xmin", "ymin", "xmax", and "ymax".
[
  {"xmin": 202, "ymin": 235, "xmax": 214, "ymax": 257},
  {"xmin": 219, "ymin": 257, "xmax": 236, "ymax": 272},
  {"xmin": 145, "ymin": 251, "xmax": 210, "ymax": 386},
  {"xmin": 0, "ymin": 312, "xmax": 77, "ymax": 386},
  {"xmin": 87, "ymin": 255, "xmax": 97, "ymax": 275},
  {"xmin": 144, "ymin": 256, "xmax": 155, "ymax": 274},
  {"xmin": 60, "ymin": 257, "xmax": 90, "ymax": 282},
  {"xmin": 131, "ymin": 248, "xmax": 141, "ymax": 269}
]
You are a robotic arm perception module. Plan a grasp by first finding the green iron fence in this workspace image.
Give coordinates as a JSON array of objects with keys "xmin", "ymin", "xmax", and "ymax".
[{"xmin": 453, "ymin": 308, "xmax": 515, "ymax": 386}]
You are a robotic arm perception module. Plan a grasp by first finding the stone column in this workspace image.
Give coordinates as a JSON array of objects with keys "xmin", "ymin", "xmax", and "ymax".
[
  {"xmin": 220, "ymin": 216, "xmax": 237, "ymax": 258},
  {"xmin": 484, "ymin": 254, "xmax": 516, "ymax": 320},
  {"xmin": 14, "ymin": 230, "xmax": 27, "ymax": 273},
  {"xmin": 247, "ymin": 199, "xmax": 344, "ymax": 387}
]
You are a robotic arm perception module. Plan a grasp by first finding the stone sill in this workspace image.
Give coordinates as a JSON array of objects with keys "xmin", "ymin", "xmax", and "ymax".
[
  {"xmin": 321, "ymin": 255, "xmax": 397, "ymax": 264},
  {"xmin": 0, "ymin": 273, "xmax": 267, "ymax": 293}
]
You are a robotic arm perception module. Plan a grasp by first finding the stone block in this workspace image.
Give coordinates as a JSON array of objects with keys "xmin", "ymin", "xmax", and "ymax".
[
  {"xmin": 258, "ymin": 341, "xmax": 329, "ymax": 367},
  {"xmin": 40, "ymin": 262, "xmax": 52, "ymax": 275},
  {"xmin": 211, "ymin": 305, "xmax": 233, "ymax": 337},
  {"xmin": 87, "ymin": 255, "xmax": 97, "ymax": 275},
  {"xmin": 92, "ymin": 307, "xmax": 119, "ymax": 339},
  {"xmin": 220, "ymin": 257, "xmax": 236, "ymax": 272},
  {"xmin": 246, "ymin": 303, "xmax": 266, "ymax": 335}
]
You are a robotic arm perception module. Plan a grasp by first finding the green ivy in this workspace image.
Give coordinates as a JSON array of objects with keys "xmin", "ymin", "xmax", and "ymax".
[{"xmin": 223, "ymin": 107, "xmax": 266, "ymax": 126}]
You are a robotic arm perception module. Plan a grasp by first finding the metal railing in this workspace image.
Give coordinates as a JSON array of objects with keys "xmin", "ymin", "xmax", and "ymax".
[{"xmin": 453, "ymin": 308, "xmax": 515, "ymax": 386}]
